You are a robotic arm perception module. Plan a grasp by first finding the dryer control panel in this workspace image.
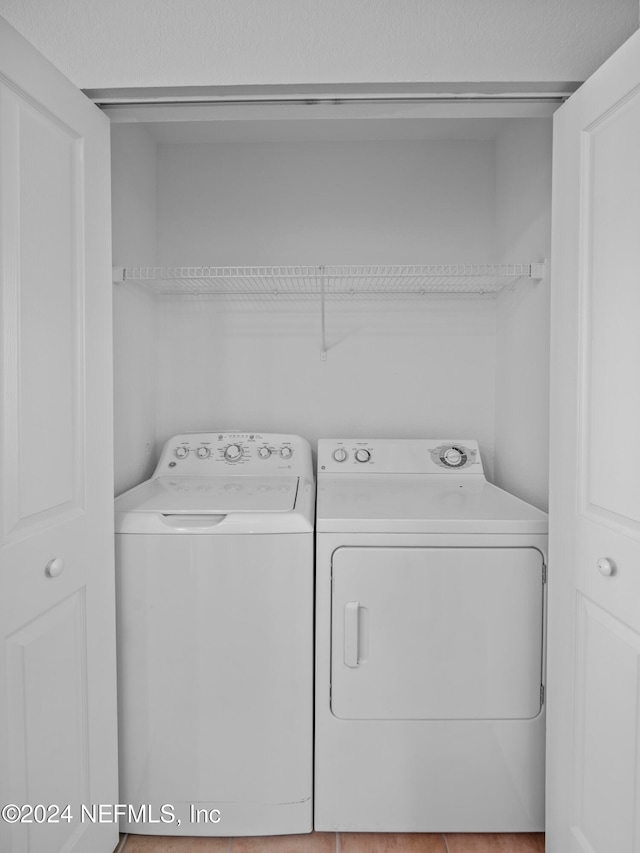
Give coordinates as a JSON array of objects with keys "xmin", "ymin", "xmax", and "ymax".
[
  {"xmin": 318, "ymin": 439, "xmax": 483, "ymax": 475},
  {"xmin": 153, "ymin": 432, "xmax": 313, "ymax": 478}
]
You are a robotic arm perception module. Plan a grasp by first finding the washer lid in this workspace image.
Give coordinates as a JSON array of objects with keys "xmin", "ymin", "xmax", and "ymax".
[
  {"xmin": 115, "ymin": 475, "xmax": 299, "ymax": 515},
  {"xmin": 316, "ymin": 475, "xmax": 548, "ymax": 533}
]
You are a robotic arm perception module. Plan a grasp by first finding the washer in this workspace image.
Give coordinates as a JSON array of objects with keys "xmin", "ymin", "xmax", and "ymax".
[
  {"xmin": 115, "ymin": 432, "xmax": 314, "ymax": 836},
  {"xmin": 314, "ymin": 438, "xmax": 548, "ymax": 832}
]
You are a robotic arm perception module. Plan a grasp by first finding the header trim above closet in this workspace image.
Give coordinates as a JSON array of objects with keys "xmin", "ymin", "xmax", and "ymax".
[{"xmin": 88, "ymin": 81, "xmax": 578, "ymax": 109}]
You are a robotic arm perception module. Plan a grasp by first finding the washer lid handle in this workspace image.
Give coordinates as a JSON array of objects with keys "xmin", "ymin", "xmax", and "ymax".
[{"xmin": 159, "ymin": 514, "xmax": 227, "ymax": 530}]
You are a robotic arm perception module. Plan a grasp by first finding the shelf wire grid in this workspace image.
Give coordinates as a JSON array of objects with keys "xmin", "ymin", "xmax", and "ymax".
[{"xmin": 115, "ymin": 263, "xmax": 540, "ymax": 297}]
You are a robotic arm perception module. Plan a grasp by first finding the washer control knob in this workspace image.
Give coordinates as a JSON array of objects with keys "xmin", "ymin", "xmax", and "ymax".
[
  {"xmin": 258, "ymin": 446, "xmax": 272, "ymax": 459},
  {"xmin": 224, "ymin": 444, "xmax": 242, "ymax": 461},
  {"xmin": 175, "ymin": 446, "xmax": 189, "ymax": 459},
  {"xmin": 355, "ymin": 449, "xmax": 371, "ymax": 463},
  {"xmin": 443, "ymin": 447, "xmax": 463, "ymax": 467},
  {"xmin": 196, "ymin": 447, "xmax": 210, "ymax": 459},
  {"xmin": 333, "ymin": 448, "xmax": 348, "ymax": 463},
  {"xmin": 280, "ymin": 446, "xmax": 293, "ymax": 459}
]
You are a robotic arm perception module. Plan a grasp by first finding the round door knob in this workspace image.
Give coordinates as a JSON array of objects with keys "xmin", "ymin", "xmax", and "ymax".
[
  {"xmin": 597, "ymin": 557, "xmax": 616, "ymax": 577},
  {"xmin": 45, "ymin": 557, "xmax": 64, "ymax": 578}
]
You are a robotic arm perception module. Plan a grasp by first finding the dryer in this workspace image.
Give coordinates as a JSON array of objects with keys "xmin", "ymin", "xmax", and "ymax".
[
  {"xmin": 314, "ymin": 438, "xmax": 548, "ymax": 832},
  {"xmin": 115, "ymin": 432, "xmax": 314, "ymax": 836}
]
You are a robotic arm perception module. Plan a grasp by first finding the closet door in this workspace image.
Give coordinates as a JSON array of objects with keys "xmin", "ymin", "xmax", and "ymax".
[
  {"xmin": 547, "ymin": 27, "xmax": 640, "ymax": 853},
  {"xmin": 0, "ymin": 17, "xmax": 117, "ymax": 853}
]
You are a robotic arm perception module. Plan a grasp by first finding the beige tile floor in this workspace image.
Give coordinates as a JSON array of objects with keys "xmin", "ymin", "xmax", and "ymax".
[{"xmin": 117, "ymin": 831, "xmax": 545, "ymax": 853}]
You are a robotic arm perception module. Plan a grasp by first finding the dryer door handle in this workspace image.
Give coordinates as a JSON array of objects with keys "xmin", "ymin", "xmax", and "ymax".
[{"xmin": 344, "ymin": 601, "xmax": 360, "ymax": 668}]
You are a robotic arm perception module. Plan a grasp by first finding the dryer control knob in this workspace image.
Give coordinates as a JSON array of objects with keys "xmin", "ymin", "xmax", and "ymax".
[
  {"xmin": 175, "ymin": 446, "xmax": 189, "ymax": 459},
  {"xmin": 443, "ymin": 447, "xmax": 463, "ymax": 467},
  {"xmin": 355, "ymin": 449, "xmax": 371, "ymax": 463},
  {"xmin": 333, "ymin": 448, "xmax": 348, "ymax": 463},
  {"xmin": 280, "ymin": 446, "xmax": 293, "ymax": 459},
  {"xmin": 224, "ymin": 444, "xmax": 242, "ymax": 461},
  {"xmin": 257, "ymin": 446, "xmax": 272, "ymax": 459},
  {"xmin": 196, "ymin": 447, "xmax": 210, "ymax": 459}
]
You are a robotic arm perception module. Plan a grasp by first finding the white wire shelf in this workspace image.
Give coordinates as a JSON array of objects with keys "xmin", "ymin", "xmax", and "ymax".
[
  {"xmin": 113, "ymin": 262, "xmax": 546, "ymax": 360},
  {"xmin": 112, "ymin": 263, "xmax": 546, "ymax": 296}
]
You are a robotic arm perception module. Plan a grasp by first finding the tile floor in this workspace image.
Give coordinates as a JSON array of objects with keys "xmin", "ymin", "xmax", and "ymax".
[{"xmin": 117, "ymin": 831, "xmax": 545, "ymax": 853}]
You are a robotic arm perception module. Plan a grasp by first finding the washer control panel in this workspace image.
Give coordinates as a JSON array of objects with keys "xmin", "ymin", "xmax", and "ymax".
[
  {"xmin": 319, "ymin": 439, "xmax": 483, "ymax": 475},
  {"xmin": 153, "ymin": 432, "xmax": 312, "ymax": 477}
]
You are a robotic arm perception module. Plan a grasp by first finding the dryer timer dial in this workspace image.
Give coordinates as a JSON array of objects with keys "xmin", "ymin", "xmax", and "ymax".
[
  {"xmin": 440, "ymin": 446, "xmax": 468, "ymax": 468},
  {"xmin": 443, "ymin": 447, "xmax": 462, "ymax": 466}
]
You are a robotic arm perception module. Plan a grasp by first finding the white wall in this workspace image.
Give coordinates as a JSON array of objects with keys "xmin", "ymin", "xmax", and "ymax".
[
  {"xmin": 156, "ymin": 141, "xmax": 495, "ymax": 264},
  {"xmin": 494, "ymin": 119, "xmax": 553, "ymax": 510},
  {"xmin": 111, "ymin": 124, "xmax": 159, "ymax": 494},
  {"xmin": 0, "ymin": 0, "xmax": 637, "ymax": 89},
  {"xmin": 155, "ymin": 298, "xmax": 497, "ymax": 473},
  {"xmin": 153, "ymin": 139, "xmax": 498, "ymax": 474}
]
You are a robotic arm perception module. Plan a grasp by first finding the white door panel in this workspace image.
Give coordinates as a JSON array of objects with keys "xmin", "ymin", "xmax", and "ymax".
[
  {"xmin": 1, "ymin": 85, "xmax": 84, "ymax": 541},
  {"xmin": 0, "ymin": 17, "xmax": 117, "ymax": 853},
  {"xmin": 548, "ymin": 26, "xmax": 640, "ymax": 853},
  {"xmin": 5, "ymin": 593, "xmax": 90, "ymax": 853},
  {"xmin": 570, "ymin": 598, "xmax": 640, "ymax": 853},
  {"xmin": 580, "ymin": 85, "xmax": 640, "ymax": 534},
  {"xmin": 331, "ymin": 547, "xmax": 544, "ymax": 720}
]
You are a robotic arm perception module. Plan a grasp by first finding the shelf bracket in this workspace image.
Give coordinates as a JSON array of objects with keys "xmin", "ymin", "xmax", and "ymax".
[
  {"xmin": 319, "ymin": 265, "xmax": 327, "ymax": 361},
  {"xmin": 530, "ymin": 261, "xmax": 547, "ymax": 280}
]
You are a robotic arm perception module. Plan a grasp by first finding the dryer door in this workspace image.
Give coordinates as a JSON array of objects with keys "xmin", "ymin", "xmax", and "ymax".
[{"xmin": 331, "ymin": 546, "xmax": 544, "ymax": 720}]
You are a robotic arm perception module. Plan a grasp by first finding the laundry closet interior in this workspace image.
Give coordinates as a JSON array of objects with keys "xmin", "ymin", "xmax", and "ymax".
[{"xmin": 109, "ymin": 97, "xmax": 553, "ymax": 509}]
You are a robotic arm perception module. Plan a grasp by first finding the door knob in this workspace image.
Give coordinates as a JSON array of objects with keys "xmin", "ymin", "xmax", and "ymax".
[
  {"xmin": 597, "ymin": 557, "xmax": 615, "ymax": 577},
  {"xmin": 45, "ymin": 557, "xmax": 64, "ymax": 578}
]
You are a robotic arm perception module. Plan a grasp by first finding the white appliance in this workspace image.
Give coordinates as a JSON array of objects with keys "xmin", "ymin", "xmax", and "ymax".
[
  {"xmin": 314, "ymin": 438, "xmax": 548, "ymax": 832},
  {"xmin": 115, "ymin": 432, "xmax": 314, "ymax": 836}
]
